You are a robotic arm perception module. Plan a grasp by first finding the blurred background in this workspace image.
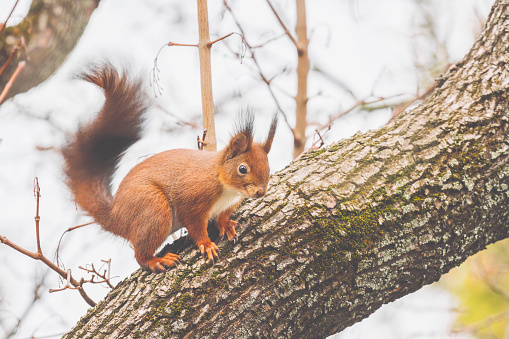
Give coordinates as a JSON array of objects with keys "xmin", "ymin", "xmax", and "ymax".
[{"xmin": 0, "ymin": 0, "xmax": 504, "ymax": 338}]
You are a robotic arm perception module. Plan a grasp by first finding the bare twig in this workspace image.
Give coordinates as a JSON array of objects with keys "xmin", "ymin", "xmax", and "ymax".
[
  {"xmin": 389, "ymin": 83, "xmax": 436, "ymax": 122},
  {"xmin": 248, "ymin": 33, "xmax": 286, "ymax": 49},
  {"xmin": 49, "ymin": 270, "xmax": 79, "ymax": 293},
  {"xmin": 35, "ymin": 145, "xmax": 57, "ymax": 152},
  {"xmin": 209, "ymin": 32, "xmax": 234, "ymax": 46},
  {"xmin": 311, "ymin": 94, "xmax": 403, "ymax": 132},
  {"xmin": 0, "ymin": 43, "xmax": 20, "ymax": 78},
  {"xmin": 308, "ymin": 125, "xmax": 331, "ymax": 151},
  {"xmin": 0, "ymin": 0, "xmax": 20, "ymax": 35},
  {"xmin": 34, "ymin": 178, "xmax": 42, "ymax": 254},
  {"xmin": 223, "ymin": 0, "xmax": 294, "ymax": 135},
  {"xmin": 0, "ymin": 178, "xmax": 96, "ymax": 307},
  {"xmin": 265, "ymin": 0, "xmax": 298, "ymax": 47},
  {"xmin": 0, "ymin": 60, "xmax": 26, "ymax": 104},
  {"xmin": 19, "ymin": 36, "xmax": 29, "ymax": 61},
  {"xmin": 313, "ymin": 65, "xmax": 358, "ymax": 101},
  {"xmin": 168, "ymin": 42, "xmax": 198, "ymax": 47},
  {"xmin": 150, "ymin": 98, "xmax": 199, "ymax": 130},
  {"xmin": 150, "ymin": 41, "xmax": 200, "ymax": 97},
  {"xmin": 0, "ymin": 226, "xmax": 96, "ymax": 306},
  {"xmin": 226, "ymin": 0, "xmax": 309, "ymax": 157},
  {"xmin": 150, "ymin": 32, "xmax": 235, "ymax": 99},
  {"xmin": 150, "ymin": 21, "xmax": 236, "ymax": 151},
  {"xmin": 305, "ymin": 82, "xmax": 438, "ymax": 152},
  {"xmin": 79, "ymin": 259, "xmax": 116, "ymax": 289},
  {"xmin": 150, "ymin": 45, "xmax": 164, "ymax": 97},
  {"xmin": 55, "ymin": 221, "xmax": 94, "ymax": 270},
  {"xmin": 197, "ymin": 129, "xmax": 208, "ymax": 150}
]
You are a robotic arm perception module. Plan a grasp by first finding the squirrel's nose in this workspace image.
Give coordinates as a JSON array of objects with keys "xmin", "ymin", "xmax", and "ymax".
[{"xmin": 255, "ymin": 188, "xmax": 266, "ymax": 198}]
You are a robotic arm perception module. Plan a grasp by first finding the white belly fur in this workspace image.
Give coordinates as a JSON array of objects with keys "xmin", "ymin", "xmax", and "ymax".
[
  {"xmin": 169, "ymin": 187, "xmax": 244, "ymax": 238},
  {"xmin": 209, "ymin": 186, "xmax": 244, "ymax": 219}
]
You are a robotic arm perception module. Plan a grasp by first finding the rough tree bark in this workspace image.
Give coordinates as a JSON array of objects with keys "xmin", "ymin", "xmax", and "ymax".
[
  {"xmin": 0, "ymin": 0, "xmax": 100, "ymax": 101},
  {"xmin": 64, "ymin": 1, "xmax": 509, "ymax": 338}
]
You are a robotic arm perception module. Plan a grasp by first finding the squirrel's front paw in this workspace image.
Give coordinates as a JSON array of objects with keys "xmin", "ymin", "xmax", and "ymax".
[
  {"xmin": 218, "ymin": 220, "xmax": 240, "ymax": 241},
  {"xmin": 197, "ymin": 240, "xmax": 219, "ymax": 262}
]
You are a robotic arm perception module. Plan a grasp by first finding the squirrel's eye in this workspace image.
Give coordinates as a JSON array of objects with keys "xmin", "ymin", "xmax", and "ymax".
[{"xmin": 238, "ymin": 165, "xmax": 248, "ymax": 175}]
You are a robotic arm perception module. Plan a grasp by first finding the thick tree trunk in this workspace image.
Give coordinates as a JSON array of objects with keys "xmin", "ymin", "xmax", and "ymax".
[
  {"xmin": 0, "ymin": 0, "xmax": 100, "ymax": 101},
  {"xmin": 64, "ymin": 1, "xmax": 509, "ymax": 338}
]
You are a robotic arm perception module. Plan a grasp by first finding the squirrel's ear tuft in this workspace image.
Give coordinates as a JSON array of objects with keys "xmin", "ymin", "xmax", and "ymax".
[
  {"xmin": 224, "ymin": 108, "xmax": 254, "ymax": 160},
  {"xmin": 233, "ymin": 107, "xmax": 254, "ymax": 144},
  {"xmin": 263, "ymin": 112, "xmax": 278, "ymax": 154}
]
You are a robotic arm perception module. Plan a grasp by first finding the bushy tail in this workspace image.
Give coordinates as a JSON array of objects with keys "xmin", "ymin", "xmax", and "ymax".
[{"xmin": 62, "ymin": 63, "xmax": 148, "ymax": 228}]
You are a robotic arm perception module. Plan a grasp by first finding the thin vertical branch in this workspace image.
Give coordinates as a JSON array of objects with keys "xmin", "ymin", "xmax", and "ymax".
[
  {"xmin": 197, "ymin": 0, "xmax": 217, "ymax": 151},
  {"xmin": 34, "ymin": 178, "xmax": 42, "ymax": 254},
  {"xmin": 293, "ymin": 0, "xmax": 309, "ymax": 158},
  {"xmin": 265, "ymin": 0, "xmax": 309, "ymax": 158}
]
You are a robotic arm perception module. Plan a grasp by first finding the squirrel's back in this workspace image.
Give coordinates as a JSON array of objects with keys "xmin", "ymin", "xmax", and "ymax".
[{"xmin": 62, "ymin": 64, "xmax": 148, "ymax": 229}]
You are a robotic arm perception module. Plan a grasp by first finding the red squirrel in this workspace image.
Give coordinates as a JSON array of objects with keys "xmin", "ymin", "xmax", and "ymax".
[{"xmin": 63, "ymin": 64, "xmax": 277, "ymax": 273}]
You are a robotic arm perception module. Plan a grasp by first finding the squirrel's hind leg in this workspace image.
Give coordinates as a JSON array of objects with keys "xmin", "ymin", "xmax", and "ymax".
[{"xmin": 126, "ymin": 185, "xmax": 179, "ymax": 273}]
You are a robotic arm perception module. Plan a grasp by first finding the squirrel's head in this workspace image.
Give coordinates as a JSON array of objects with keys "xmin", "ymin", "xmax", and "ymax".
[{"xmin": 220, "ymin": 109, "xmax": 277, "ymax": 199}]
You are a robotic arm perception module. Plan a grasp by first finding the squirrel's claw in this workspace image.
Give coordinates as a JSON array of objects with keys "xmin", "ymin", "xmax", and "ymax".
[
  {"xmin": 198, "ymin": 241, "xmax": 219, "ymax": 262},
  {"xmin": 217, "ymin": 219, "xmax": 240, "ymax": 242},
  {"xmin": 163, "ymin": 252, "xmax": 181, "ymax": 263},
  {"xmin": 227, "ymin": 220, "xmax": 240, "ymax": 241}
]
